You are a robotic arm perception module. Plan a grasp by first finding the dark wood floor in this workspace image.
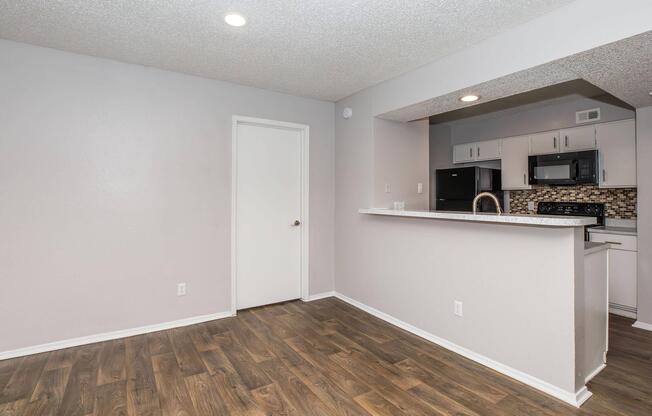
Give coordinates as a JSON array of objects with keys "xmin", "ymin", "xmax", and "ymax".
[{"xmin": 1, "ymin": 298, "xmax": 651, "ymax": 416}]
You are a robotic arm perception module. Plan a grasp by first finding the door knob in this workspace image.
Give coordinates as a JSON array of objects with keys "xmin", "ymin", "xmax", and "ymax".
[{"xmin": 293, "ymin": 220, "xmax": 301, "ymax": 226}]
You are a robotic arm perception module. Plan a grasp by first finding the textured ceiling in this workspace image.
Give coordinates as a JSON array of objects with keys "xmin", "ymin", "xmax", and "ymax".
[
  {"xmin": 380, "ymin": 31, "xmax": 652, "ymax": 122},
  {"xmin": 0, "ymin": 0, "xmax": 574, "ymax": 101}
]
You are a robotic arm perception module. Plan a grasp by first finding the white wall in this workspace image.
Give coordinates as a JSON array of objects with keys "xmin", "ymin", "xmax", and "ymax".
[
  {"xmin": 373, "ymin": 118, "xmax": 429, "ymax": 210},
  {"xmin": 636, "ymin": 106, "xmax": 652, "ymax": 326},
  {"xmin": 0, "ymin": 40, "xmax": 335, "ymax": 353},
  {"xmin": 428, "ymin": 124, "xmax": 453, "ymax": 208}
]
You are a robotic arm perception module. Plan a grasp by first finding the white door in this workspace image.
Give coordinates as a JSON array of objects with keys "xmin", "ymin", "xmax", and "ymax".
[
  {"xmin": 233, "ymin": 118, "xmax": 307, "ymax": 311},
  {"xmin": 500, "ymin": 136, "xmax": 531, "ymax": 190},
  {"xmin": 561, "ymin": 125, "xmax": 596, "ymax": 152},
  {"xmin": 596, "ymin": 119, "xmax": 637, "ymax": 188},
  {"xmin": 530, "ymin": 131, "xmax": 560, "ymax": 155}
]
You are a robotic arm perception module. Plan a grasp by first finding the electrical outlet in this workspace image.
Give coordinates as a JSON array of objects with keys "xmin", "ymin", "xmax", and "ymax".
[
  {"xmin": 177, "ymin": 283, "xmax": 187, "ymax": 296},
  {"xmin": 384, "ymin": 183, "xmax": 391, "ymax": 193},
  {"xmin": 417, "ymin": 183, "xmax": 423, "ymax": 194},
  {"xmin": 527, "ymin": 201, "xmax": 535, "ymax": 211},
  {"xmin": 454, "ymin": 300, "xmax": 463, "ymax": 317}
]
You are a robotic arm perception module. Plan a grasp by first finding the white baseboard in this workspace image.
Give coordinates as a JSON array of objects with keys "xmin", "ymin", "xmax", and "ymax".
[
  {"xmin": 0, "ymin": 311, "xmax": 232, "ymax": 361},
  {"xmin": 303, "ymin": 291, "xmax": 336, "ymax": 302},
  {"xmin": 333, "ymin": 292, "xmax": 590, "ymax": 408},
  {"xmin": 585, "ymin": 363, "xmax": 607, "ymax": 384},
  {"xmin": 633, "ymin": 320, "xmax": 652, "ymax": 332},
  {"xmin": 609, "ymin": 304, "xmax": 637, "ymax": 319}
]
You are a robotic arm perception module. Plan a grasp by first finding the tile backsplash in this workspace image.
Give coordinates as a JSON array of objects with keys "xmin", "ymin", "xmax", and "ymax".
[{"xmin": 509, "ymin": 185, "xmax": 637, "ymax": 219}]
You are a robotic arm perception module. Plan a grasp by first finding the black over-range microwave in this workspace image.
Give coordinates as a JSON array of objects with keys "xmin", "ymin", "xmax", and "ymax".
[{"xmin": 528, "ymin": 150, "xmax": 598, "ymax": 185}]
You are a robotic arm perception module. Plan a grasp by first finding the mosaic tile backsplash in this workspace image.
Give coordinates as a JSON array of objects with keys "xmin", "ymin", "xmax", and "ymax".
[{"xmin": 509, "ymin": 185, "xmax": 637, "ymax": 219}]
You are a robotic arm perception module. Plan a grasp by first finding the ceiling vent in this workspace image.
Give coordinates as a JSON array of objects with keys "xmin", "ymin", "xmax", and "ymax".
[{"xmin": 576, "ymin": 108, "xmax": 600, "ymax": 124}]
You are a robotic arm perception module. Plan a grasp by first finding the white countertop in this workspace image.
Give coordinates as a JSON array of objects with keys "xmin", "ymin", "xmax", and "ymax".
[
  {"xmin": 359, "ymin": 208, "xmax": 597, "ymax": 227},
  {"xmin": 587, "ymin": 226, "xmax": 637, "ymax": 236},
  {"xmin": 584, "ymin": 241, "xmax": 610, "ymax": 255}
]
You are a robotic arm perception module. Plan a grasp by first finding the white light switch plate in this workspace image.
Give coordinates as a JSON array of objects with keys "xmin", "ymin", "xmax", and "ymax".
[
  {"xmin": 177, "ymin": 283, "xmax": 187, "ymax": 296},
  {"xmin": 454, "ymin": 300, "xmax": 463, "ymax": 317},
  {"xmin": 417, "ymin": 183, "xmax": 423, "ymax": 194}
]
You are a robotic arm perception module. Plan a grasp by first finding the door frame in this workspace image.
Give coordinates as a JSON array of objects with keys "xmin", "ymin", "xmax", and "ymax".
[{"xmin": 231, "ymin": 115, "xmax": 310, "ymax": 315}]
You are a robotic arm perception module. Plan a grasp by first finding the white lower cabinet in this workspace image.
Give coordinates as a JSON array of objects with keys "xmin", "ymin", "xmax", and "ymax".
[
  {"xmin": 501, "ymin": 135, "xmax": 530, "ymax": 190},
  {"xmin": 589, "ymin": 232, "xmax": 638, "ymax": 318}
]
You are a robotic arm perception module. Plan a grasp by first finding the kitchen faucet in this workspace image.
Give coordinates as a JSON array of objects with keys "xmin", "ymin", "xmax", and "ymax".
[{"xmin": 472, "ymin": 192, "xmax": 502, "ymax": 215}]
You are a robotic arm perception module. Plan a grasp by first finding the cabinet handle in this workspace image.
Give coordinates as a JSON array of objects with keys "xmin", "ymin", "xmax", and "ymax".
[
  {"xmin": 469, "ymin": 148, "xmax": 472, "ymax": 158},
  {"xmin": 603, "ymin": 241, "xmax": 622, "ymax": 245},
  {"xmin": 602, "ymin": 169, "xmax": 606, "ymax": 182},
  {"xmin": 523, "ymin": 173, "xmax": 526, "ymax": 185},
  {"xmin": 553, "ymin": 136, "xmax": 557, "ymax": 148},
  {"xmin": 565, "ymin": 135, "xmax": 569, "ymax": 147},
  {"xmin": 477, "ymin": 147, "xmax": 480, "ymax": 158}
]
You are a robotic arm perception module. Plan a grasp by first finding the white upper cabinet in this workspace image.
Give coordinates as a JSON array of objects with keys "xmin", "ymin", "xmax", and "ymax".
[
  {"xmin": 560, "ymin": 125, "xmax": 596, "ymax": 152},
  {"xmin": 475, "ymin": 139, "xmax": 501, "ymax": 161},
  {"xmin": 453, "ymin": 143, "xmax": 475, "ymax": 163},
  {"xmin": 501, "ymin": 135, "xmax": 531, "ymax": 190},
  {"xmin": 595, "ymin": 119, "xmax": 636, "ymax": 188},
  {"xmin": 529, "ymin": 131, "xmax": 560, "ymax": 155},
  {"xmin": 453, "ymin": 139, "xmax": 501, "ymax": 164}
]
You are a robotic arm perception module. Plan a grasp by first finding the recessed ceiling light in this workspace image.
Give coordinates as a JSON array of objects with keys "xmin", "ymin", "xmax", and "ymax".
[
  {"xmin": 460, "ymin": 95, "xmax": 480, "ymax": 102},
  {"xmin": 225, "ymin": 13, "xmax": 246, "ymax": 27}
]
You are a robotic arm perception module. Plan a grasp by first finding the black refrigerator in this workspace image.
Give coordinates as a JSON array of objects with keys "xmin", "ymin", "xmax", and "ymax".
[{"xmin": 435, "ymin": 167, "xmax": 503, "ymax": 212}]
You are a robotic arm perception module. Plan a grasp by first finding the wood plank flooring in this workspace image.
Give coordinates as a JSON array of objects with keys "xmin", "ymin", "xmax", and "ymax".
[{"xmin": 1, "ymin": 297, "xmax": 651, "ymax": 415}]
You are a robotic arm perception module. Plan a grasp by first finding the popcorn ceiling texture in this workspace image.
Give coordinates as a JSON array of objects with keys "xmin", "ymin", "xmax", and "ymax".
[
  {"xmin": 509, "ymin": 186, "xmax": 637, "ymax": 219},
  {"xmin": 383, "ymin": 31, "xmax": 652, "ymax": 122},
  {"xmin": 0, "ymin": 0, "xmax": 573, "ymax": 101}
]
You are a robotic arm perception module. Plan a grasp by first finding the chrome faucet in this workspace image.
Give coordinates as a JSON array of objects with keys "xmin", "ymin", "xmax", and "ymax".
[{"xmin": 472, "ymin": 192, "xmax": 502, "ymax": 215}]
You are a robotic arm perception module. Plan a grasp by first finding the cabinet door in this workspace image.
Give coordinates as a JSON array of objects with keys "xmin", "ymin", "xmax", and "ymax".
[
  {"xmin": 608, "ymin": 249, "xmax": 637, "ymax": 310},
  {"xmin": 561, "ymin": 125, "xmax": 596, "ymax": 151},
  {"xmin": 500, "ymin": 136, "xmax": 531, "ymax": 190},
  {"xmin": 596, "ymin": 119, "xmax": 636, "ymax": 188},
  {"xmin": 453, "ymin": 143, "xmax": 475, "ymax": 163},
  {"xmin": 475, "ymin": 139, "xmax": 501, "ymax": 161},
  {"xmin": 530, "ymin": 131, "xmax": 560, "ymax": 155}
]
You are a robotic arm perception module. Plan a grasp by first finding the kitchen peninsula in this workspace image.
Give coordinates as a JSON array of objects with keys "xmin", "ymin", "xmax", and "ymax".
[{"xmin": 356, "ymin": 207, "xmax": 608, "ymax": 407}]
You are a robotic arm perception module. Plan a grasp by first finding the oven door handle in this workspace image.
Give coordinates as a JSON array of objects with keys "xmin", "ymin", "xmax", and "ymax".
[{"xmin": 570, "ymin": 160, "xmax": 580, "ymax": 180}]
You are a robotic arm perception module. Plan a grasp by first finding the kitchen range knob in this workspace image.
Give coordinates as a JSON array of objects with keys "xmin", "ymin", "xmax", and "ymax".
[{"xmin": 293, "ymin": 220, "xmax": 301, "ymax": 226}]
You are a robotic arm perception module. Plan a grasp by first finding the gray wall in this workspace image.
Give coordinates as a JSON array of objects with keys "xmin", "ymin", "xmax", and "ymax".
[
  {"xmin": 0, "ymin": 39, "xmax": 335, "ymax": 353},
  {"xmin": 336, "ymin": 90, "xmax": 586, "ymax": 397},
  {"xmin": 449, "ymin": 96, "xmax": 634, "ymax": 144},
  {"xmin": 636, "ymin": 106, "xmax": 652, "ymax": 326}
]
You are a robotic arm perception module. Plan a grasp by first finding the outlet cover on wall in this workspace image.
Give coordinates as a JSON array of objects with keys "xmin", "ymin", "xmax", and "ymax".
[
  {"xmin": 454, "ymin": 300, "xmax": 463, "ymax": 317},
  {"xmin": 177, "ymin": 283, "xmax": 187, "ymax": 296},
  {"xmin": 384, "ymin": 183, "xmax": 391, "ymax": 193},
  {"xmin": 417, "ymin": 183, "xmax": 423, "ymax": 194},
  {"xmin": 527, "ymin": 201, "xmax": 535, "ymax": 211}
]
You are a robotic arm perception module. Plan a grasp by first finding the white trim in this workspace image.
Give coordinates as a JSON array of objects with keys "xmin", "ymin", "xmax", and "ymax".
[
  {"xmin": 303, "ymin": 291, "xmax": 336, "ymax": 302},
  {"xmin": 610, "ymin": 307, "xmax": 637, "ymax": 319},
  {"xmin": 334, "ymin": 292, "xmax": 591, "ymax": 408},
  {"xmin": 633, "ymin": 321, "xmax": 652, "ymax": 332},
  {"xmin": 0, "ymin": 311, "xmax": 231, "ymax": 361},
  {"xmin": 584, "ymin": 363, "xmax": 607, "ymax": 384},
  {"xmin": 231, "ymin": 116, "xmax": 310, "ymax": 315}
]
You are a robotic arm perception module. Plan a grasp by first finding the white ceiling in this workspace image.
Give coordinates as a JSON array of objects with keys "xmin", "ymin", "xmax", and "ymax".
[
  {"xmin": 380, "ymin": 31, "xmax": 652, "ymax": 122},
  {"xmin": 0, "ymin": 0, "xmax": 574, "ymax": 101}
]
